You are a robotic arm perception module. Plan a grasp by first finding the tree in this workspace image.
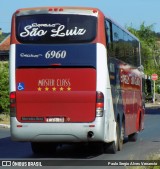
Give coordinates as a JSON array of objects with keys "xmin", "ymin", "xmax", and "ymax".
[
  {"xmin": 0, "ymin": 33, "xmax": 10, "ymax": 42},
  {"xmin": 0, "ymin": 62, "xmax": 9, "ymax": 114},
  {"xmin": 127, "ymin": 22, "xmax": 160, "ymax": 75}
]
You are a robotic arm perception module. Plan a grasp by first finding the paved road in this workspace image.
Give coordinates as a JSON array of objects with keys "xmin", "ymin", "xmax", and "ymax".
[{"xmin": 0, "ymin": 106, "xmax": 160, "ymax": 169}]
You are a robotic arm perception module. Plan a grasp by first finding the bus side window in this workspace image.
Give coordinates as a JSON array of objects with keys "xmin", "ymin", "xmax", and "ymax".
[{"xmin": 105, "ymin": 20, "xmax": 112, "ymax": 49}]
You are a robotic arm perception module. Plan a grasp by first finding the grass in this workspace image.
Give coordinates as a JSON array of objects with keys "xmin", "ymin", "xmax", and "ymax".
[{"xmin": 126, "ymin": 153, "xmax": 160, "ymax": 169}]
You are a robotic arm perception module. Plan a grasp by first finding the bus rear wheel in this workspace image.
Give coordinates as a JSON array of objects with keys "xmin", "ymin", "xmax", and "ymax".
[
  {"xmin": 118, "ymin": 121, "xmax": 124, "ymax": 151},
  {"xmin": 103, "ymin": 122, "xmax": 119, "ymax": 154},
  {"xmin": 128, "ymin": 132, "xmax": 138, "ymax": 142},
  {"xmin": 31, "ymin": 142, "xmax": 57, "ymax": 154}
]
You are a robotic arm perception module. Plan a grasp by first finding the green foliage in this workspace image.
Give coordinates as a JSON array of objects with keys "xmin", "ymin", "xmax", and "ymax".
[
  {"xmin": 0, "ymin": 34, "xmax": 6, "ymax": 42},
  {"xmin": 127, "ymin": 23, "xmax": 160, "ymax": 95},
  {"xmin": 126, "ymin": 153, "xmax": 160, "ymax": 169},
  {"xmin": 127, "ymin": 22, "xmax": 160, "ymax": 76},
  {"xmin": 0, "ymin": 62, "xmax": 9, "ymax": 115},
  {"xmin": 0, "ymin": 33, "xmax": 10, "ymax": 42}
]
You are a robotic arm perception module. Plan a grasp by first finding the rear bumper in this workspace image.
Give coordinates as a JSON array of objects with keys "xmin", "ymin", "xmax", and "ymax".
[{"xmin": 10, "ymin": 117, "xmax": 105, "ymax": 142}]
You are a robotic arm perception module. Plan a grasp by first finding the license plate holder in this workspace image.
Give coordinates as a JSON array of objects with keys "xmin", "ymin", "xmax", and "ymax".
[{"xmin": 46, "ymin": 117, "xmax": 65, "ymax": 123}]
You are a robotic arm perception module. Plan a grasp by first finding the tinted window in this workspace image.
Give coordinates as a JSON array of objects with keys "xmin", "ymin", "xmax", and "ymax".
[
  {"xmin": 107, "ymin": 22, "xmax": 140, "ymax": 67},
  {"xmin": 16, "ymin": 14, "xmax": 97, "ymax": 44},
  {"xmin": 105, "ymin": 20, "xmax": 112, "ymax": 45},
  {"xmin": 112, "ymin": 24, "xmax": 124, "ymax": 59}
]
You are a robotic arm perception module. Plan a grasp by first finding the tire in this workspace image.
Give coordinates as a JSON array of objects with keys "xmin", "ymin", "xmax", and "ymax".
[
  {"xmin": 118, "ymin": 121, "xmax": 124, "ymax": 151},
  {"xmin": 104, "ymin": 141, "xmax": 117, "ymax": 154},
  {"xmin": 87, "ymin": 142, "xmax": 103, "ymax": 153},
  {"xmin": 104, "ymin": 123, "xmax": 119, "ymax": 154},
  {"xmin": 128, "ymin": 132, "xmax": 138, "ymax": 142},
  {"xmin": 31, "ymin": 142, "xmax": 57, "ymax": 154}
]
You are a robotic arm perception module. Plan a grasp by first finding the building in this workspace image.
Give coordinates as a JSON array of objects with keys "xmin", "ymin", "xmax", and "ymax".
[{"xmin": 0, "ymin": 35, "xmax": 10, "ymax": 61}]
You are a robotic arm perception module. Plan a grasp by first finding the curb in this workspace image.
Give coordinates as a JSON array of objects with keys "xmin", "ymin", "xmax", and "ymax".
[
  {"xmin": 145, "ymin": 103, "xmax": 160, "ymax": 108},
  {"xmin": 0, "ymin": 124, "xmax": 10, "ymax": 129}
]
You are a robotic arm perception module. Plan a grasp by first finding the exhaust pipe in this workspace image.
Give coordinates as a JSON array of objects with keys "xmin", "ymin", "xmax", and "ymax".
[{"xmin": 87, "ymin": 131, "xmax": 94, "ymax": 139}]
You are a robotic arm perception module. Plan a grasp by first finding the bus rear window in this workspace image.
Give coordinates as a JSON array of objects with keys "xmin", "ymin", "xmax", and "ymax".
[{"xmin": 16, "ymin": 14, "xmax": 97, "ymax": 44}]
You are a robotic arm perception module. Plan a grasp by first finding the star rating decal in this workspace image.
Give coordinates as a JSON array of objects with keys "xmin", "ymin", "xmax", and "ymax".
[
  {"xmin": 45, "ymin": 87, "xmax": 49, "ymax": 91},
  {"xmin": 52, "ymin": 87, "xmax": 56, "ymax": 91},
  {"xmin": 67, "ymin": 87, "xmax": 71, "ymax": 91},
  {"xmin": 60, "ymin": 87, "xmax": 64, "ymax": 91},
  {"xmin": 37, "ymin": 86, "xmax": 72, "ymax": 91},
  {"xmin": 37, "ymin": 87, "xmax": 42, "ymax": 91}
]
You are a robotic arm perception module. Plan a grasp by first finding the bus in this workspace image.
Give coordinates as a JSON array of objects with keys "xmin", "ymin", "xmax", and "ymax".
[{"xmin": 10, "ymin": 7, "xmax": 145, "ymax": 154}]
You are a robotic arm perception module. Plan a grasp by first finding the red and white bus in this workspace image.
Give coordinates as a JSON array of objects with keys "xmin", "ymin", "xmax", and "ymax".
[{"xmin": 10, "ymin": 7, "xmax": 145, "ymax": 154}]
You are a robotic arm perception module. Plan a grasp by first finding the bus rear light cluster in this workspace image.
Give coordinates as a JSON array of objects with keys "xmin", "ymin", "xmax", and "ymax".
[
  {"xmin": 48, "ymin": 8, "xmax": 64, "ymax": 12},
  {"xmin": 48, "ymin": 8, "xmax": 53, "ymax": 12},
  {"xmin": 93, "ymin": 10, "xmax": 98, "ymax": 13},
  {"xmin": 96, "ymin": 91, "xmax": 104, "ymax": 117},
  {"xmin": 10, "ymin": 92, "xmax": 16, "ymax": 117},
  {"xmin": 15, "ymin": 10, "xmax": 20, "ymax": 14}
]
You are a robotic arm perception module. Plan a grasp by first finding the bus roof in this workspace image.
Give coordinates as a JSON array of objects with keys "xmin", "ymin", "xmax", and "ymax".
[
  {"xmin": 105, "ymin": 16, "xmax": 140, "ymax": 42},
  {"xmin": 14, "ymin": 7, "xmax": 101, "ymax": 17}
]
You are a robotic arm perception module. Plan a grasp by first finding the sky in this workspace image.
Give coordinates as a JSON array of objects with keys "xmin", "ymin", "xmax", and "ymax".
[{"xmin": 0, "ymin": 0, "xmax": 159, "ymax": 33}]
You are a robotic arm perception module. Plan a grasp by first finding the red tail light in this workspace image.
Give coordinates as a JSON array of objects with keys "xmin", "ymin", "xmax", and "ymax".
[
  {"xmin": 48, "ymin": 8, "xmax": 53, "ymax": 11},
  {"xmin": 96, "ymin": 91, "xmax": 104, "ymax": 117},
  {"xmin": 10, "ymin": 92, "xmax": 16, "ymax": 117},
  {"xmin": 93, "ymin": 10, "xmax": 98, "ymax": 13},
  {"xmin": 54, "ymin": 8, "xmax": 58, "ymax": 12},
  {"xmin": 15, "ymin": 10, "xmax": 20, "ymax": 14},
  {"xmin": 49, "ymin": 8, "xmax": 63, "ymax": 12},
  {"xmin": 59, "ymin": 8, "xmax": 63, "ymax": 11}
]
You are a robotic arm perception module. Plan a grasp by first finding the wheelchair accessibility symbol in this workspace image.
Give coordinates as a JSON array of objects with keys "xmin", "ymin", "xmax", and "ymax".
[{"xmin": 17, "ymin": 83, "xmax": 25, "ymax": 91}]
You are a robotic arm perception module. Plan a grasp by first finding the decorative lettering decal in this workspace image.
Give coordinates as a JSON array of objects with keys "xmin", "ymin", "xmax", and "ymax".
[
  {"xmin": 120, "ymin": 74, "xmax": 141, "ymax": 86},
  {"xmin": 20, "ymin": 53, "xmax": 42, "ymax": 58},
  {"xmin": 121, "ymin": 74, "xmax": 130, "ymax": 85},
  {"xmin": 20, "ymin": 23, "xmax": 86, "ymax": 38},
  {"xmin": 45, "ymin": 50, "xmax": 66, "ymax": 59},
  {"xmin": 37, "ymin": 78, "xmax": 71, "ymax": 91},
  {"xmin": 19, "ymin": 50, "xmax": 67, "ymax": 59}
]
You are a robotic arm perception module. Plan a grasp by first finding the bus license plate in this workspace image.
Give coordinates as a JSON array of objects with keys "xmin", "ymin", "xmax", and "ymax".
[{"xmin": 46, "ymin": 117, "xmax": 65, "ymax": 123}]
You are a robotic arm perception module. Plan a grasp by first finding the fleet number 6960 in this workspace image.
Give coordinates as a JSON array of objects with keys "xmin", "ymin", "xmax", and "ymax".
[{"xmin": 45, "ymin": 50, "xmax": 67, "ymax": 59}]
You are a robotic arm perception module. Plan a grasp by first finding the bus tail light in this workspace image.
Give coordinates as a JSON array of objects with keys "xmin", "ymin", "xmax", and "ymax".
[
  {"xmin": 93, "ymin": 10, "xmax": 98, "ymax": 13},
  {"xmin": 48, "ymin": 8, "xmax": 63, "ymax": 12},
  {"xmin": 15, "ymin": 10, "xmax": 20, "ymax": 14},
  {"xmin": 54, "ymin": 8, "xmax": 58, "ymax": 12},
  {"xmin": 59, "ymin": 8, "xmax": 63, "ymax": 11},
  {"xmin": 48, "ymin": 8, "xmax": 53, "ymax": 12},
  {"xmin": 10, "ymin": 92, "xmax": 16, "ymax": 117},
  {"xmin": 96, "ymin": 91, "xmax": 104, "ymax": 117}
]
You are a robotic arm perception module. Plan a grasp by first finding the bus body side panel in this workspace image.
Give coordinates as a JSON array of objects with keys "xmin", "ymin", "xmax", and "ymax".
[
  {"xmin": 96, "ymin": 43, "xmax": 116, "ymax": 143},
  {"xmin": 109, "ymin": 57, "xmax": 143, "ymax": 136},
  {"xmin": 108, "ymin": 58, "xmax": 124, "ymax": 128},
  {"xmin": 9, "ymin": 44, "xmax": 16, "ymax": 92},
  {"xmin": 119, "ymin": 64, "xmax": 142, "ymax": 135}
]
